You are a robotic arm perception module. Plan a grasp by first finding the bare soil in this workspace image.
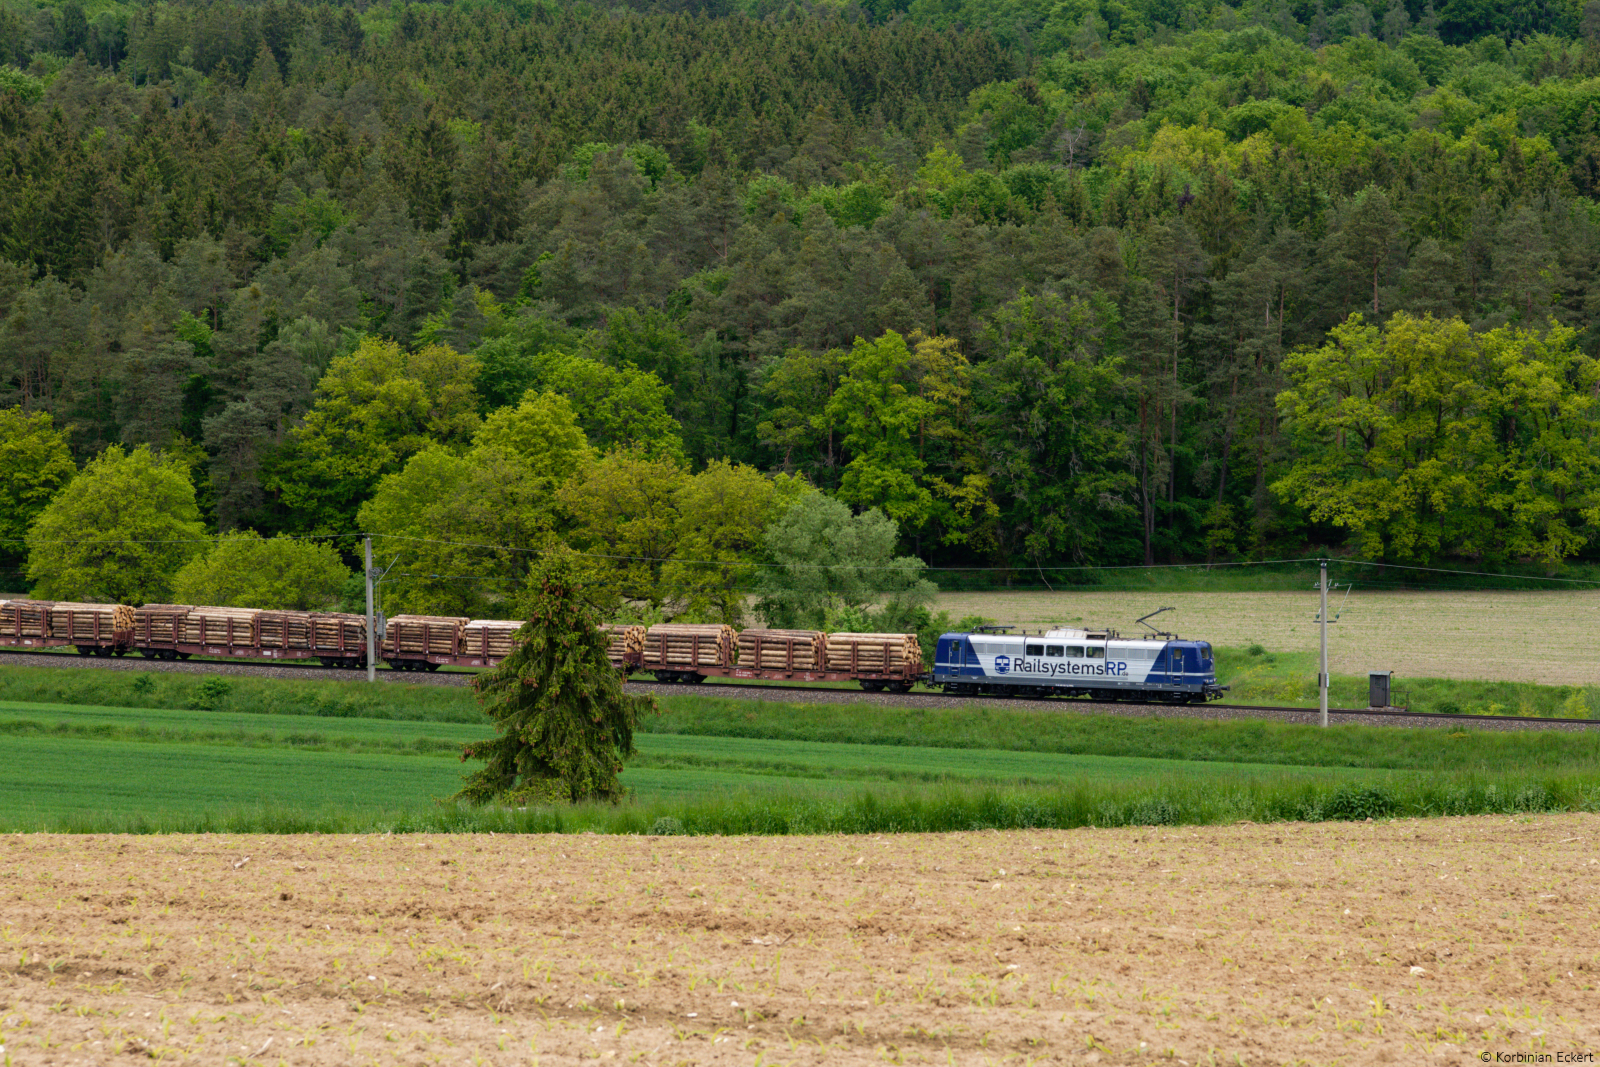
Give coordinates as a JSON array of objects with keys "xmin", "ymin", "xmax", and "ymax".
[
  {"xmin": 938, "ymin": 589, "xmax": 1600, "ymax": 685},
  {"xmin": 2, "ymin": 817, "xmax": 1596, "ymax": 1065}
]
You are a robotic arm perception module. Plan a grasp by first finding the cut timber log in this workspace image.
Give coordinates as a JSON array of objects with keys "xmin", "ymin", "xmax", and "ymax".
[
  {"xmin": 258, "ymin": 612, "xmax": 315, "ymax": 650},
  {"xmin": 601, "ymin": 624, "xmax": 646, "ymax": 662},
  {"xmin": 133, "ymin": 605, "xmax": 189, "ymax": 643},
  {"xmin": 0, "ymin": 600, "xmax": 53, "ymax": 637},
  {"xmin": 53, "ymin": 602, "xmax": 137, "ymax": 641},
  {"xmin": 179, "ymin": 606, "xmax": 260, "ymax": 646},
  {"xmin": 642, "ymin": 623, "xmax": 734, "ymax": 669},
  {"xmin": 823, "ymin": 632, "xmax": 922, "ymax": 673},
  {"xmin": 735, "ymin": 629, "xmax": 825, "ymax": 671},
  {"xmin": 463, "ymin": 619, "xmax": 523, "ymax": 659},
  {"xmin": 309, "ymin": 612, "xmax": 365, "ymax": 653},
  {"xmin": 385, "ymin": 615, "xmax": 468, "ymax": 656}
]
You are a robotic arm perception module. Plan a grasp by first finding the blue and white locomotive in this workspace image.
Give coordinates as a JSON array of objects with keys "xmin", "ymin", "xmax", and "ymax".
[{"xmin": 931, "ymin": 627, "xmax": 1228, "ymax": 703}]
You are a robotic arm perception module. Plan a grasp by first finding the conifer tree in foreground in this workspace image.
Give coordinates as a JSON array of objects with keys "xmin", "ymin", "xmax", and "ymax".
[{"xmin": 452, "ymin": 557, "xmax": 654, "ymax": 806}]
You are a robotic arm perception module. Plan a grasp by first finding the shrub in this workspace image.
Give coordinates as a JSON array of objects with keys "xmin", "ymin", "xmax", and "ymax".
[
  {"xmin": 1321, "ymin": 784, "xmax": 1397, "ymax": 821},
  {"xmin": 1125, "ymin": 798, "xmax": 1181, "ymax": 826},
  {"xmin": 1435, "ymin": 700, "xmax": 1462, "ymax": 715},
  {"xmin": 186, "ymin": 678, "xmax": 234, "ymax": 710}
]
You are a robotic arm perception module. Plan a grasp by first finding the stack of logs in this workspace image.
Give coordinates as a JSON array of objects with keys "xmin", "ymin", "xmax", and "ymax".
[
  {"xmin": 736, "ymin": 629, "xmax": 825, "ymax": 670},
  {"xmin": 823, "ymin": 632, "xmax": 922, "ymax": 673},
  {"xmin": 0, "ymin": 600, "xmax": 51, "ymax": 637},
  {"xmin": 462, "ymin": 619, "xmax": 522, "ymax": 658},
  {"xmin": 601, "ymin": 624, "xmax": 646, "ymax": 663},
  {"xmin": 132, "ymin": 605, "xmax": 189, "ymax": 643},
  {"xmin": 259, "ymin": 612, "xmax": 314, "ymax": 650},
  {"xmin": 179, "ymin": 606, "xmax": 260, "ymax": 645},
  {"xmin": 50, "ymin": 602, "xmax": 137, "ymax": 640},
  {"xmin": 310, "ymin": 612, "xmax": 365, "ymax": 652},
  {"xmin": 385, "ymin": 615, "xmax": 468, "ymax": 656},
  {"xmin": 642, "ymin": 623, "xmax": 734, "ymax": 669}
]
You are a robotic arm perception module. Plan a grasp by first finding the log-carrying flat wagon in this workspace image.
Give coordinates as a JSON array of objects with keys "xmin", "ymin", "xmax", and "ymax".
[
  {"xmin": 131, "ymin": 605, "xmax": 372, "ymax": 664},
  {"xmin": 380, "ymin": 617, "xmax": 644, "ymax": 672},
  {"xmin": 642, "ymin": 624, "xmax": 922, "ymax": 691},
  {"xmin": 0, "ymin": 600, "xmax": 134, "ymax": 656}
]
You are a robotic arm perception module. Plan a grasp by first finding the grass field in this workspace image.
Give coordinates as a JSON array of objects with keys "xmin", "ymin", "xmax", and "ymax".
[
  {"xmin": 2, "ymin": 688, "xmax": 1598, "ymax": 833},
  {"xmin": 646, "ymin": 693, "xmax": 1600, "ymax": 772},
  {"xmin": 1214, "ymin": 645, "xmax": 1600, "ymax": 715},
  {"xmin": 936, "ymin": 588, "xmax": 1600, "ymax": 685},
  {"xmin": 10, "ymin": 688, "xmax": 1600, "ymax": 778},
  {"xmin": 0, "ymin": 699, "xmax": 1388, "ymax": 826}
]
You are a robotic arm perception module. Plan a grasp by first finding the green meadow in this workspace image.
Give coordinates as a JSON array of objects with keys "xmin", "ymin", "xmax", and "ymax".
[
  {"xmin": 0, "ymin": 664, "xmax": 1595, "ymax": 834},
  {"xmin": 0, "ymin": 698, "xmax": 1382, "ymax": 820}
]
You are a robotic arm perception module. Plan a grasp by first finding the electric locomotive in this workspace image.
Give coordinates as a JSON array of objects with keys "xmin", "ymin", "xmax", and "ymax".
[{"xmin": 931, "ymin": 627, "xmax": 1228, "ymax": 703}]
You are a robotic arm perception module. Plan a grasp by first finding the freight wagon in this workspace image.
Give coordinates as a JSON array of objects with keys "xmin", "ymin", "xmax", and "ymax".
[{"xmin": 640, "ymin": 624, "xmax": 922, "ymax": 690}]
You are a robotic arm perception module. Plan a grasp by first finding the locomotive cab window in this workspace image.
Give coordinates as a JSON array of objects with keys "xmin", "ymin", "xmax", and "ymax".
[
  {"xmin": 1045, "ymin": 645, "xmax": 1062, "ymax": 657},
  {"xmin": 1026, "ymin": 643, "xmax": 1044, "ymax": 656},
  {"xmin": 1085, "ymin": 647, "xmax": 1104, "ymax": 659},
  {"xmin": 1065, "ymin": 646, "xmax": 1083, "ymax": 658}
]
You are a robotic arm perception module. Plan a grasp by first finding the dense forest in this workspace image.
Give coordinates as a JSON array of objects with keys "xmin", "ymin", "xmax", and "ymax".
[{"xmin": 4, "ymin": 0, "xmax": 1600, "ymax": 620}]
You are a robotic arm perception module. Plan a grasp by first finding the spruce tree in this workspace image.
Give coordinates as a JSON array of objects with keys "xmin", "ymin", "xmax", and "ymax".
[{"xmin": 452, "ymin": 557, "xmax": 653, "ymax": 806}]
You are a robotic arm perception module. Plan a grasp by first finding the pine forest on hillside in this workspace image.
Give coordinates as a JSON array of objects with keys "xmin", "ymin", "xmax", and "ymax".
[{"xmin": 5, "ymin": 0, "xmax": 1600, "ymax": 621}]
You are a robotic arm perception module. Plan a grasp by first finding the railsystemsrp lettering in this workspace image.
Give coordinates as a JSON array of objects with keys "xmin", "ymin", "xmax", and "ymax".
[{"xmin": 994, "ymin": 657, "xmax": 1130, "ymax": 678}]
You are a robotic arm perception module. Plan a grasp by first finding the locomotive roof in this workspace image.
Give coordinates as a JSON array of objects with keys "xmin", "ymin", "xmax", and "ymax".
[{"xmin": 945, "ymin": 629, "xmax": 1205, "ymax": 644}]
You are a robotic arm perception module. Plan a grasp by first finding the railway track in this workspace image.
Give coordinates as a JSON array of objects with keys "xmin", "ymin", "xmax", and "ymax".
[
  {"xmin": 2, "ymin": 646, "xmax": 1596, "ymax": 730},
  {"xmin": 0, "ymin": 647, "xmax": 475, "ymax": 685}
]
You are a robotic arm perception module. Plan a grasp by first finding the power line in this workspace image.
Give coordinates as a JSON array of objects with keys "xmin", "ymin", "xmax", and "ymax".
[
  {"xmin": 386, "ymin": 572, "xmax": 520, "ymax": 583},
  {"xmin": 0, "ymin": 533, "xmax": 349, "ymax": 545},
  {"xmin": 1333, "ymin": 559, "xmax": 1600, "ymax": 586},
  {"xmin": 370, "ymin": 534, "xmax": 1334, "ymax": 573},
  {"xmin": 361, "ymin": 537, "xmax": 1600, "ymax": 584}
]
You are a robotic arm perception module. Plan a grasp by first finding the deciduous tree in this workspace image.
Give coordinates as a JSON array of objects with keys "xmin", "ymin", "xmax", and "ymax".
[
  {"xmin": 754, "ymin": 492, "xmax": 936, "ymax": 631},
  {"xmin": 0, "ymin": 408, "xmax": 75, "ymax": 572},
  {"xmin": 171, "ymin": 530, "xmax": 350, "ymax": 609},
  {"xmin": 1274, "ymin": 313, "xmax": 1600, "ymax": 564},
  {"xmin": 26, "ymin": 444, "xmax": 205, "ymax": 603}
]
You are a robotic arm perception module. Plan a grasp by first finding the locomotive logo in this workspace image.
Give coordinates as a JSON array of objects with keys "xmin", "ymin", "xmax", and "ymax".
[{"xmin": 994, "ymin": 655, "xmax": 1011, "ymax": 673}]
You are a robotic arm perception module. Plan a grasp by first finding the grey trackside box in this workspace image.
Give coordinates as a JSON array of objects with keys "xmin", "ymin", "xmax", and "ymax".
[{"xmin": 1369, "ymin": 671, "xmax": 1392, "ymax": 708}]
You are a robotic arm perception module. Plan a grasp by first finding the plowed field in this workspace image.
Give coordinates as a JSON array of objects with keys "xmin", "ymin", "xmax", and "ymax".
[{"xmin": 2, "ymin": 816, "xmax": 1596, "ymax": 1064}]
